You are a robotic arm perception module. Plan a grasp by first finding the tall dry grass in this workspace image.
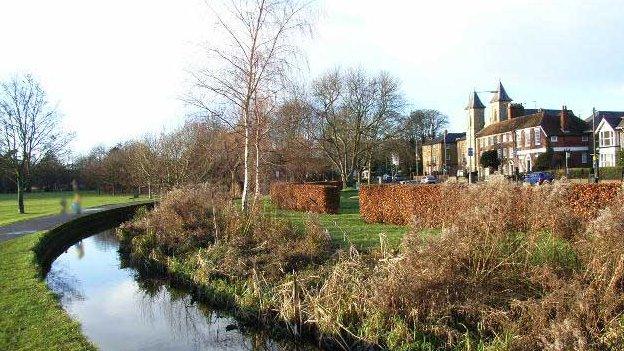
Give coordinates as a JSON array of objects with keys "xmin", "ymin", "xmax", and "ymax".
[{"xmin": 120, "ymin": 181, "xmax": 624, "ymax": 350}]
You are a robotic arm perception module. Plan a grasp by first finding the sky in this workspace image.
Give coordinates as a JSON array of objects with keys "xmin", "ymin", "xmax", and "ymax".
[{"xmin": 1, "ymin": 0, "xmax": 624, "ymax": 156}]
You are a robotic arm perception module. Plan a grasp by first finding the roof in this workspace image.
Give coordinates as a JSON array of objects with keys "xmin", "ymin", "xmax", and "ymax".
[
  {"xmin": 423, "ymin": 132, "xmax": 467, "ymax": 145},
  {"xmin": 465, "ymin": 91, "xmax": 485, "ymax": 109},
  {"xmin": 584, "ymin": 111, "xmax": 624, "ymax": 130},
  {"xmin": 490, "ymin": 82, "xmax": 512, "ymax": 103},
  {"xmin": 475, "ymin": 109, "xmax": 588, "ymax": 137}
]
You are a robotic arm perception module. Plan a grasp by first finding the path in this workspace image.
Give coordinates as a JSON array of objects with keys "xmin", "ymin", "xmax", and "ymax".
[{"xmin": 0, "ymin": 203, "xmax": 144, "ymax": 243}]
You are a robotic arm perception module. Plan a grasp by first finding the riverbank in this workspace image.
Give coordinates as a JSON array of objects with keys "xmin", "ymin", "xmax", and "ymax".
[
  {"xmin": 0, "ymin": 232, "xmax": 96, "ymax": 351},
  {"xmin": 0, "ymin": 202, "xmax": 153, "ymax": 350},
  {"xmin": 0, "ymin": 191, "xmax": 147, "ymax": 227},
  {"xmin": 118, "ymin": 182, "xmax": 624, "ymax": 350}
]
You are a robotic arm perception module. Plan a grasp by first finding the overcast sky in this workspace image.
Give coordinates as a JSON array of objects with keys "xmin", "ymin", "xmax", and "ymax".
[{"xmin": 1, "ymin": 0, "xmax": 623, "ymax": 156}]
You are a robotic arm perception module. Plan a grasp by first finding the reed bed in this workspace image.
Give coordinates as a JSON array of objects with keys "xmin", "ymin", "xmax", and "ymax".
[{"xmin": 118, "ymin": 181, "xmax": 624, "ymax": 350}]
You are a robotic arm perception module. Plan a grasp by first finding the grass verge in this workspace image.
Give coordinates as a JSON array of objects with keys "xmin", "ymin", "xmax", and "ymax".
[
  {"xmin": 0, "ymin": 191, "xmax": 145, "ymax": 227},
  {"xmin": 0, "ymin": 232, "xmax": 95, "ymax": 351},
  {"xmin": 266, "ymin": 189, "xmax": 408, "ymax": 249}
]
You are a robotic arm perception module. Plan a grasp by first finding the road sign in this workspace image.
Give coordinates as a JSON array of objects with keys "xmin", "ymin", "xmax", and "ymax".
[{"xmin": 467, "ymin": 147, "xmax": 473, "ymax": 157}]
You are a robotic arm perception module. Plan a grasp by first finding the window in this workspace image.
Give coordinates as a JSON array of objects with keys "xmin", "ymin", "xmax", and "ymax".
[
  {"xmin": 534, "ymin": 128, "xmax": 541, "ymax": 146},
  {"xmin": 509, "ymin": 147, "xmax": 514, "ymax": 158},
  {"xmin": 600, "ymin": 131, "xmax": 614, "ymax": 147},
  {"xmin": 550, "ymin": 136, "xmax": 558, "ymax": 142},
  {"xmin": 515, "ymin": 130, "xmax": 522, "ymax": 148},
  {"xmin": 503, "ymin": 133, "xmax": 507, "ymax": 143},
  {"xmin": 445, "ymin": 147, "xmax": 451, "ymax": 161},
  {"xmin": 524, "ymin": 129, "xmax": 531, "ymax": 147},
  {"xmin": 582, "ymin": 135, "xmax": 589, "ymax": 142},
  {"xmin": 497, "ymin": 149, "xmax": 503, "ymax": 158},
  {"xmin": 582, "ymin": 153, "xmax": 588, "ymax": 164},
  {"xmin": 489, "ymin": 136, "xmax": 493, "ymax": 146}
]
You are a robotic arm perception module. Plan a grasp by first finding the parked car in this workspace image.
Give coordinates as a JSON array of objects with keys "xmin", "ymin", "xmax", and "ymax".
[
  {"xmin": 399, "ymin": 179, "xmax": 420, "ymax": 184},
  {"xmin": 420, "ymin": 175, "xmax": 439, "ymax": 184},
  {"xmin": 523, "ymin": 171, "xmax": 554, "ymax": 185}
]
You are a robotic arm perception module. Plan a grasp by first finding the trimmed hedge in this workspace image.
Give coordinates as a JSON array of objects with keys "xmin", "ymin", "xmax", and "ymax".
[
  {"xmin": 553, "ymin": 168, "xmax": 592, "ymax": 179},
  {"xmin": 270, "ymin": 182, "xmax": 340, "ymax": 214},
  {"xmin": 360, "ymin": 183, "xmax": 621, "ymax": 226}
]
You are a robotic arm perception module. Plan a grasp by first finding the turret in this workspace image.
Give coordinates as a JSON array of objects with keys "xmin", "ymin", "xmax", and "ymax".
[
  {"xmin": 488, "ymin": 82, "xmax": 512, "ymax": 125},
  {"xmin": 466, "ymin": 91, "xmax": 485, "ymax": 172}
]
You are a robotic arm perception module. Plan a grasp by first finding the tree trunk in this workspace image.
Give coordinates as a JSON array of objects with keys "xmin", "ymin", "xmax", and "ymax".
[
  {"xmin": 241, "ymin": 110, "xmax": 250, "ymax": 212},
  {"xmin": 17, "ymin": 175, "xmax": 25, "ymax": 214},
  {"xmin": 254, "ymin": 136, "xmax": 261, "ymax": 202}
]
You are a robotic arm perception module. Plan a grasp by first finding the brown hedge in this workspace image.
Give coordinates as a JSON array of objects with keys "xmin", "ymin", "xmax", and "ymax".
[
  {"xmin": 270, "ymin": 182, "xmax": 340, "ymax": 214},
  {"xmin": 360, "ymin": 182, "xmax": 621, "ymax": 226}
]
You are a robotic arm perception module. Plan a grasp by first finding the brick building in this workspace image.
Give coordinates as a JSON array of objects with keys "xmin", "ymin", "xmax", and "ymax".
[
  {"xmin": 464, "ymin": 82, "xmax": 592, "ymax": 175},
  {"xmin": 475, "ymin": 105, "xmax": 591, "ymax": 174},
  {"xmin": 422, "ymin": 132, "xmax": 466, "ymax": 175}
]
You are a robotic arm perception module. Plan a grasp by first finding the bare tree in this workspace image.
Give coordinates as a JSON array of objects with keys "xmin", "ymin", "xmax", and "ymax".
[
  {"xmin": 188, "ymin": 0, "xmax": 314, "ymax": 211},
  {"xmin": 311, "ymin": 68, "xmax": 404, "ymax": 185},
  {"xmin": 0, "ymin": 74, "xmax": 67, "ymax": 213},
  {"xmin": 404, "ymin": 109, "xmax": 449, "ymax": 143}
]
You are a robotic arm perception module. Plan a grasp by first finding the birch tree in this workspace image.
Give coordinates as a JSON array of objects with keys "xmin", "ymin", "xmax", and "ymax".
[
  {"xmin": 0, "ymin": 74, "xmax": 67, "ymax": 214},
  {"xmin": 188, "ymin": 0, "xmax": 313, "ymax": 211}
]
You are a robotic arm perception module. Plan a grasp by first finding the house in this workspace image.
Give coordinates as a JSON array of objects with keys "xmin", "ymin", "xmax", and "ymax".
[
  {"xmin": 475, "ymin": 106, "xmax": 591, "ymax": 174},
  {"xmin": 422, "ymin": 132, "xmax": 466, "ymax": 175},
  {"xmin": 590, "ymin": 111, "xmax": 624, "ymax": 167},
  {"xmin": 465, "ymin": 82, "xmax": 592, "ymax": 175}
]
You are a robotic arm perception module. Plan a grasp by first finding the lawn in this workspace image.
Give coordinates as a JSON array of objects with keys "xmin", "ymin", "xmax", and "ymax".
[
  {"xmin": 0, "ymin": 232, "xmax": 96, "ymax": 351},
  {"xmin": 266, "ymin": 189, "xmax": 409, "ymax": 249},
  {"xmin": 0, "ymin": 191, "xmax": 145, "ymax": 227}
]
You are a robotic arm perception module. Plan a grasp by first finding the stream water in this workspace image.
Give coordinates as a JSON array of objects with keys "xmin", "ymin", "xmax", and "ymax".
[{"xmin": 45, "ymin": 229, "xmax": 319, "ymax": 351}]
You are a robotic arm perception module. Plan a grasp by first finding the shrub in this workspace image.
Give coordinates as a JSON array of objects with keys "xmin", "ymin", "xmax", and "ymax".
[
  {"xmin": 598, "ymin": 166, "xmax": 624, "ymax": 180},
  {"xmin": 553, "ymin": 167, "xmax": 591, "ymax": 179},
  {"xmin": 270, "ymin": 182, "xmax": 340, "ymax": 214},
  {"xmin": 360, "ymin": 181, "xmax": 621, "ymax": 226},
  {"xmin": 119, "ymin": 184, "xmax": 333, "ymax": 282}
]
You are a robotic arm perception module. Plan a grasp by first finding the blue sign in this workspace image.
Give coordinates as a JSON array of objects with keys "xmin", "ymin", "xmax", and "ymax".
[{"xmin": 467, "ymin": 147, "xmax": 474, "ymax": 157}]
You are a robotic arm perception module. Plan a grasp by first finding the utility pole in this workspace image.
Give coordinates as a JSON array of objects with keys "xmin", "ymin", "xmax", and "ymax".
[
  {"xmin": 593, "ymin": 107, "xmax": 599, "ymax": 182},
  {"xmin": 443, "ymin": 129, "xmax": 448, "ymax": 176}
]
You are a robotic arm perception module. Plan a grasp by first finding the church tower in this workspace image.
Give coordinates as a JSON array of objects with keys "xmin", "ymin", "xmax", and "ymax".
[
  {"xmin": 466, "ymin": 91, "xmax": 485, "ymax": 172},
  {"xmin": 488, "ymin": 82, "xmax": 512, "ymax": 125}
]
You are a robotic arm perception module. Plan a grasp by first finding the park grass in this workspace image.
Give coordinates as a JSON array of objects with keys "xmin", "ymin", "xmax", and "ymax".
[
  {"xmin": 0, "ymin": 191, "xmax": 144, "ymax": 227},
  {"xmin": 0, "ymin": 232, "xmax": 96, "ymax": 351},
  {"xmin": 265, "ymin": 189, "xmax": 409, "ymax": 249}
]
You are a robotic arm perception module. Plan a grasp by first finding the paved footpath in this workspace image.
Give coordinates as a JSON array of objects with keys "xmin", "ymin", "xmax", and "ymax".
[{"xmin": 0, "ymin": 203, "xmax": 141, "ymax": 243}]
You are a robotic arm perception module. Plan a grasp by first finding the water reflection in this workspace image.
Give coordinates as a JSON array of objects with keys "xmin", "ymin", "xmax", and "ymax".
[{"xmin": 46, "ymin": 230, "xmax": 320, "ymax": 351}]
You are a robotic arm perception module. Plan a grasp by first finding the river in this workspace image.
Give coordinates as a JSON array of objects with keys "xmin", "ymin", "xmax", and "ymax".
[{"xmin": 45, "ymin": 229, "xmax": 319, "ymax": 351}]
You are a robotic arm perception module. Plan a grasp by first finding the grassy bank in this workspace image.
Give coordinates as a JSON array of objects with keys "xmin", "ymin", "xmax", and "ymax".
[
  {"xmin": 267, "ymin": 189, "xmax": 409, "ymax": 249},
  {"xmin": 0, "ymin": 191, "xmax": 144, "ymax": 227},
  {"xmin": 0, "ymin": 232, "xmax": 95, "ymax": 351},
  {"xmin": 119, "ymin": 182, "xmax": 624, "ymax": 350}
]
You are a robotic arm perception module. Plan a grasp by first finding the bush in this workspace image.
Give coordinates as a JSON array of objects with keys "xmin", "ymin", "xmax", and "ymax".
[
  {"xmin": 270, "ymin": 182, "xmax": 340, "ymax": 214},
  {"xmin": 553, "ymin": 167, "xmax": 591, "ymax": 179},
  {"xmin": 118, "ymin": 184, "xmax": 333, "ymax": 281},
  {"xmin": 598, "ymin": 166, "xmax": 624, "ymax": 180},
  {"xmin": 360, "ymin": 181, "xmax": 621, "ymax": 226}
]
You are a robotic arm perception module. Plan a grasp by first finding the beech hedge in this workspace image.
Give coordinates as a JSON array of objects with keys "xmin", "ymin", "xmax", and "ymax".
[
  {"xmin": 360, "ymin": 182, "xmax": 621, "ymax": 226},
  {"xmin": 270, "ymin": 182, "xmax": 340, "ymax": 214}
]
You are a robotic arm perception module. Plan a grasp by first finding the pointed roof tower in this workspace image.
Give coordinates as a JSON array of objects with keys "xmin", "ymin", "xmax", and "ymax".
[
  {"xmin": 466, "ymin": 91, "xmax": 485, "ymax": 110},
  {"xmin": 490, "ymin": 82, "xmax": 512, "ymax": 103}
]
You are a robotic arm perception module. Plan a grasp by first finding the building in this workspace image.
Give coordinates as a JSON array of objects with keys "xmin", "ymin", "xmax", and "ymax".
[
  {"xmin": 422, "ymin": 132, "xmax": 466, "ymax": 175},
  {"xmin": 465, "ymin": 82, "xmax": 592, "ymax": 175},
  {"xmin": 589, "ymin": 111, "xmax": 624, "ymax": 167}
]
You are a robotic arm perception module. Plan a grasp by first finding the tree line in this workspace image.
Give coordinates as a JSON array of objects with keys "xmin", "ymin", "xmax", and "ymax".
[{"xmin": 0, "ymin": 0, "xmax": 449, "ymax": 214}]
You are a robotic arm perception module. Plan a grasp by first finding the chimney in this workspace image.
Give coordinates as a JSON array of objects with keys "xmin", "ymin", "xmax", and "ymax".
[
  {"xmin": 508, "ymin": 103, "xmax": 524, "ymax": 119},
  {"xmin": 560, "ymin": 105, "xmax": 568, "ymax": 131}
]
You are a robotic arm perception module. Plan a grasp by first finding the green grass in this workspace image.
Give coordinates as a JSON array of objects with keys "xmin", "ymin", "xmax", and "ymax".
[
  {"xmin": 266, "ymin": 189, "xmax": 409, "ymax": 249},
  {"xmin": 0, "ymin": 232, "xmax": 96, "ymax": 351},
  {"xmin": 0, "ymin": 191, "xmax": 144, "ymax": 227}
]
